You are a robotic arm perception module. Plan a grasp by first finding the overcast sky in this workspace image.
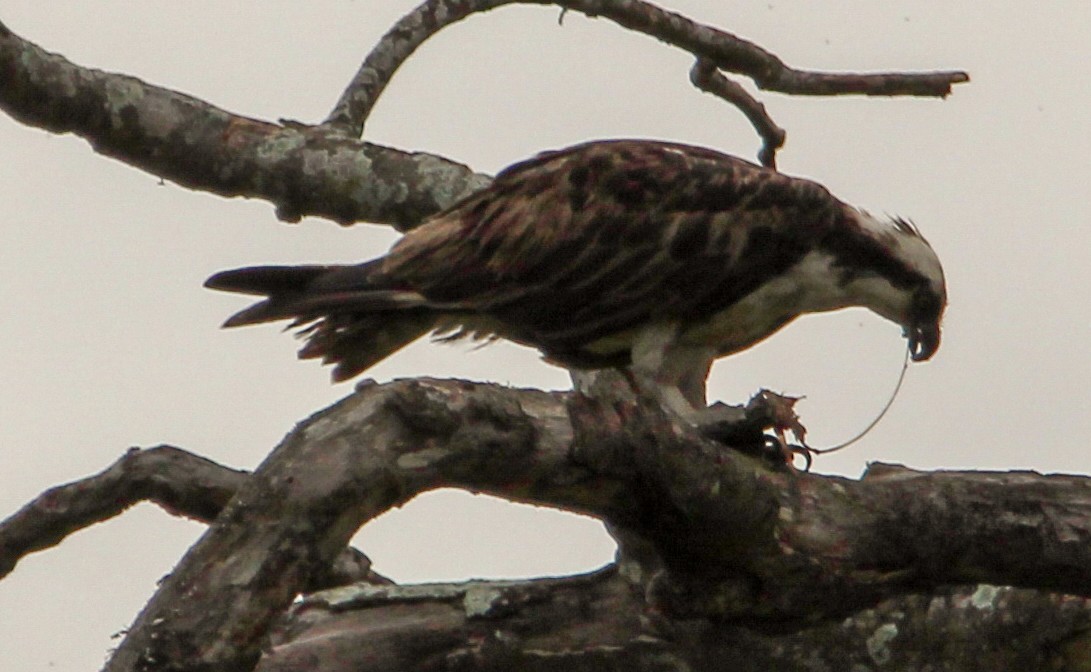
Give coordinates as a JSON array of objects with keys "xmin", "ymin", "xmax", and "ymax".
[{"xmin": 2, "ymin": 2, "xmax": 1088, "ymax": 669}]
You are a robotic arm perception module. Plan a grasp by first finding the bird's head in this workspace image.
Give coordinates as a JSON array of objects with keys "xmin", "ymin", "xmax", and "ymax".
[
  {"xmin": 904, "ymin": 280, "xmax": 945, "ymax": 361},
  {"xmin": 841, "ymin": 211, "xmax": 947, "ymax": 362}
]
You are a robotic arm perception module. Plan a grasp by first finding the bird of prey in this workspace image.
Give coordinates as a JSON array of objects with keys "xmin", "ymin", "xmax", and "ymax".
[{"xmin": 206, "ymin": 140, "xmax": 946, "ymax": 415}]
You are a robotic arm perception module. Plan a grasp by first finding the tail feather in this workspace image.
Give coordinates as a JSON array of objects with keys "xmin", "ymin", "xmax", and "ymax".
[
  {"xmin": 219, "ymin": 289, "xmax": 428, "ymax": 328},
  {"xmin": 205, "ymin": 265, "xmax": 333, "ymax": 295},
  {"xmin": 297, "ymin": 312, "xmax": 435, "ymax": 381},
  {"xmin": 205, "ymin": 263, "xmax": 437, "ymax": 380}
]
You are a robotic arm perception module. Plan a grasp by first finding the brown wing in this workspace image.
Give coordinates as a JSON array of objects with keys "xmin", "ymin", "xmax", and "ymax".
[{"xmin": 379, "ymin": 140, "xmax": 844, "ymax": 365}]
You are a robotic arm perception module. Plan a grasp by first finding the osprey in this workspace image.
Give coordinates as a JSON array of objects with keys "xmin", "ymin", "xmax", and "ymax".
[{"xmin": 207, "ymin": 140, "xmax": 946, "ymax": 413}]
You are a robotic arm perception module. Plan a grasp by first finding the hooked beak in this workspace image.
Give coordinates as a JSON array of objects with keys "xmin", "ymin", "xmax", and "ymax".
[{"xmin": 907, "ymin": 322, "xmax": 941, "ymax": 362}]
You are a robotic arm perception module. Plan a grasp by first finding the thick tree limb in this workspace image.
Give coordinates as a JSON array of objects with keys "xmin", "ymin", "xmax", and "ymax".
[
  {"xmin": 326, "ymin": 0, "xmax": 967, "ymax": 164},
  {"xmin": 0, "ymin": 19, "xmax": 489, "ymax": 230},
  {"xmin": 260, "ymin": 575, "xmax": 1091, "ymax": 671},
  {"xmin": 95, "ymin": 378, "xmax": 1091, "ymax": 671}
]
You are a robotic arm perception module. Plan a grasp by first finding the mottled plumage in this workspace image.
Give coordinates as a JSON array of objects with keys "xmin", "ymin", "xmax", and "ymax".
[{"xmin": 207, "ymin": 140, "xmax": 946, "ymax": 409}]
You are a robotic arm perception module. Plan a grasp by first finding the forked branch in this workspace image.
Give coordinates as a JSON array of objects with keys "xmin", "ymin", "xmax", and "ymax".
[
  {"xmin": 1, "ymin": 1, "xmax": 967, "ymax": 231},
  {"xmin": 326, "ymin": 0, "xmax": 968, "ymax": 165},
  {"xmin": 0, "ymin": 445, "xmax": 386, "ymax": 589},
  {"xmin": 690, "ymin": 58, "xmax": 785, "ymax": 167},
  {"xmin": 0, "ymin": 446, "xmax": 244, "ymax": 580}
]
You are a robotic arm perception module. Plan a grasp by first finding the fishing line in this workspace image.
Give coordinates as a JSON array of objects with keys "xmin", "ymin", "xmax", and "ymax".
[{"xmin": 803, "ymin": 347, "xmax": 911, "ymax": 458}]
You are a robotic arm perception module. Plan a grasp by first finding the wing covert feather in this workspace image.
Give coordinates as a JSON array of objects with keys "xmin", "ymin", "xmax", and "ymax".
[{"xmin": 381, "ymin": 140, "xmax": 845, "ymax": 351}]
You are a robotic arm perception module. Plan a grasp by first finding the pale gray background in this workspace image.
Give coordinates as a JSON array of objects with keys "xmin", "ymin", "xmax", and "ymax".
[{"xmin": 1, "ymin": 2, "xmax": 1087, "ymax": 669}]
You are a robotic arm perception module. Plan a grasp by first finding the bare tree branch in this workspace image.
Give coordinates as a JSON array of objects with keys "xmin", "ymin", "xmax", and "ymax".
[
  {"xmin": 326, "ymin": 0, "xmax": 968, "ymax": 161},
  {"xmin": 558, "ymin": 0, "xmax": 968, "ymax": 95},
  {"xmin": 0, "ymin": 0, "xmax": 968, "ymax": 231},
  {"xmin": 0, "ymin": 445, "xmax": 387, "ymax": 590},
  {"xmin": 690, "ymin": 58, "xmax": 785, "ymax": 168},
  {"xmin": 0, "ymin": 19, "xmax": 489, "ymax": 230},
  {"xmin": 0, "ymin": 446, "xmax": 243, "ymax": 580},
  {"xmin": 97, "ymin": 378, "xmax": 1091, "ymax": 671}
]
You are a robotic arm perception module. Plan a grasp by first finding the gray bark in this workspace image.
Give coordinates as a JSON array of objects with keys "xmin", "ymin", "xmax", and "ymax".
[{"xmin": 72, "ymin": 378, "xmax": 1091, "ymax": 671}]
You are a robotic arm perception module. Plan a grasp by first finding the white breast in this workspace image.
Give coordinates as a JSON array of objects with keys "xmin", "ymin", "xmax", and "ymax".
[{"xmin": 681, "ymin": 250, "xmax": 855, "ymax": 354}]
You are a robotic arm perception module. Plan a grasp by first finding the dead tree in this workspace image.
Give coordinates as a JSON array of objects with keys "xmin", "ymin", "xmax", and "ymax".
[{"xmin": 5, "ymin": 3, "xmax": 1089, "ymax": 671}]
